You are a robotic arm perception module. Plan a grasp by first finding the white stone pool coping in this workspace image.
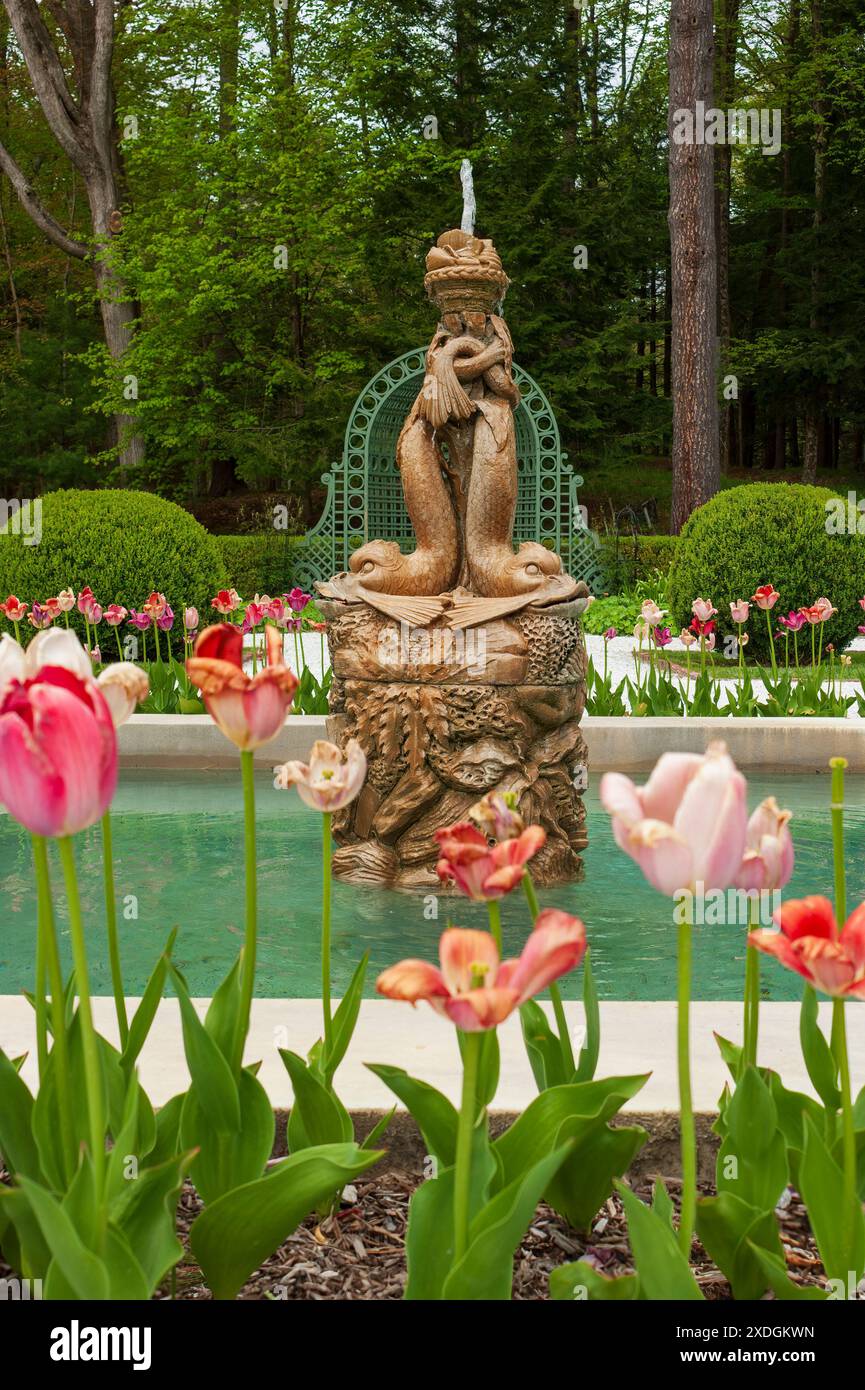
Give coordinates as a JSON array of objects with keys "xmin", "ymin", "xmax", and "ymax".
[
  {"xmin": 2, "ymin": 996, "xmax": 862, "ymax": 1113},
  {"xmin": 119, "ymin": 713, "xmax": 865, "ymax": 772}
]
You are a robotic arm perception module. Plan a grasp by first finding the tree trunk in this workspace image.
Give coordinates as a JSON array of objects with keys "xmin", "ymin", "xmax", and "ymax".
[
  {"xmin": 803, "ymin": 0, "xmax": 825, "ymax": 485},
  {"xmin": 668, "ymin": 0, "xmax": 720, "ymax": 533},
  {"xmin": 0, "ymin": 0, "xmax": 143, "ymax": 473},
  {"xmin": 714, "ymin": 0, "xmax": 740, "ymax": 477}
]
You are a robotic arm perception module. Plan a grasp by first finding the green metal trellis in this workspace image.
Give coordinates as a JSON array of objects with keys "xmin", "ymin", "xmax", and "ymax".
[{"xmin": 288, "ymin": 347, "xmax": 604, "ymax": 593}]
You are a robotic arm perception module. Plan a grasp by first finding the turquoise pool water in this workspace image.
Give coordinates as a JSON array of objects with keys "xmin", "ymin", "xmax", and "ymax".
[{"xmin": 0, "ymin": 770, "xmax": 862, "ymax": 1001}]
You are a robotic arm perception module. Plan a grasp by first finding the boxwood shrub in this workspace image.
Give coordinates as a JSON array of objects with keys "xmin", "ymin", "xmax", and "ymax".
[
  {"xmin": 215, "ymin": 534, "xmax": 307, "ymax": 598},
  {"xmin": 0, "ymin": 489, "xmax": 229, "ymax": 653},
  {"xmin": 668, "ymin": 483, "xmax": 865, "ymax": 662}
]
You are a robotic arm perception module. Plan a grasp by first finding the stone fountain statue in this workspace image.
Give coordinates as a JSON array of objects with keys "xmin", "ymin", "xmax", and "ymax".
[{"xmin": 317, "ymin": 181, "xmax": 590, "ymax": 888}]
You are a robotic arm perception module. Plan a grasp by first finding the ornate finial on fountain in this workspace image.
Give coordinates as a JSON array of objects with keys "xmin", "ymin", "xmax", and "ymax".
[{"xmin": 460, "ymin": 159, "xmax": 476, "ymax": 235}]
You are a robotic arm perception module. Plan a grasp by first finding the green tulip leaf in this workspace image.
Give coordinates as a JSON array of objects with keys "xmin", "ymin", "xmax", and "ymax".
[{"xmin": 190, "ymin": 1143, "xmax": 382, "ymax": 1300}]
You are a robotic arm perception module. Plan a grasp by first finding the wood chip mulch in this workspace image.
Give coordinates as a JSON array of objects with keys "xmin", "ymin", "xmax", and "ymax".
[{"xmin": 160, "ymin": 1172, "xmax": 832, "ymax": 1301}]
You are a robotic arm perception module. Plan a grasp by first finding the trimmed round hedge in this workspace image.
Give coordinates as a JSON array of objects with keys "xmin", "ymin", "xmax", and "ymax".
[
  {"xmin": 668, "ymin": 483, "xmax": 865, "ymax": 663},
  {"xmin": 0, "ymin": 489, "xmax": 229, "ymax": 654}
]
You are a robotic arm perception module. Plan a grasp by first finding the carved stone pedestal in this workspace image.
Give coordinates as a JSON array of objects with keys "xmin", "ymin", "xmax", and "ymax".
[{"xmin": 320, "ymin": 600, "xmax": 588, "ymax": 890}]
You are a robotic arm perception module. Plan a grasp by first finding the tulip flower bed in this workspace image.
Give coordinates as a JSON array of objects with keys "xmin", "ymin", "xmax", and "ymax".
[
  {"xmin": 586, "ymin": 586, "xmax": 865, "ymax": 718},
  {"xmin": 0, "ymin": 613, "xmax": 863, "ymax": 1304},
  {"xmin": 0, "ymin": 582, "xmax": 332, "ymax": 717}
]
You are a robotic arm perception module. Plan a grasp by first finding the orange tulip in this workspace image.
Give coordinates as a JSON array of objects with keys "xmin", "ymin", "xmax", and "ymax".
[
  {"xmin": 376, "ymin": 914, "xmax": 587, "ymax": 1031},
  {"xmin": 749, "ymin": 896, "xmax": 865, "ymax": 1000},
  {"xmin": 187, "ymin": 622, "xmax": 298, "ymax": 750},
  {"xmin": 435, "ymin": 820, "xmax": 545, "ymax": 900}
]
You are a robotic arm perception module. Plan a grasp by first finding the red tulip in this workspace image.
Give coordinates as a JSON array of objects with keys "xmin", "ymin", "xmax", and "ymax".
[
  {"xmin": 749, "ymin": 896, "xmax": 865, "ymax": 1000},
  {"xmin": 1, "ymin": 595, "xmax": 28, "ymax": 622},
  {"xmin": 435, "ymin": 820, "xmax": 546, "ymax": 901},
  {"xmin": 0, "ymin": 665, "xmax": 117, "ymax": 837},
  {"xmin": 186, "ymin": 622, "xmax": 298, "ymax": 750},
  {"xmin": 376, "ymin": 916, "xmax": 587, "ymax": 1031},
  {"xmin": 752, "ymin": 584, "xmax": 780, "ymax": 611}
]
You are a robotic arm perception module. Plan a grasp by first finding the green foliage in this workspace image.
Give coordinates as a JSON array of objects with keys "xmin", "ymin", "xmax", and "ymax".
[
  {"xmin": 599, "ymin": 535, "xmax": 679, "ymax": 593},
  {"xmin": 0, "ymin": 489, "xmax": 228, "ymax": 651},
  {"xmin": 582, "ymin": 592, "xmax": 641, "ymax": 636},
  {"xmin": 215, "ymin": 534, "xmax": 304, "ymax": 598},
  {"xmin": 669, "ymin": 484, "xmax": 865, "ymax": 662}
]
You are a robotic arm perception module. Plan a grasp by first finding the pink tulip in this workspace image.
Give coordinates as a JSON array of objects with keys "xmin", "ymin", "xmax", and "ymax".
[
  {"xmin": 0, "ymin": 665, "xmax": 118, "ymax": 837},
  {"xmin": 89, "ymin": 604, "xmax": 103, "ymax": 626},
  {"xmin": 77, "ymin": 586, "xmax": 97, "ymax": 616},
  {"xmin": 376, "ymin": 915, "xmax": 587, "ymax": 1031},
  {"xmin": 729, "ymin": 600, "xmax": 750, "ymax": 624},
  {"xmin": 275, "ymin": 738, "xmax": 367, "ymax": 811},
  {"xmin": 186, "ymin": 622, "xmax": 298, "ymax": 751},
  {"xmin": 126, "ymin": 610, "xmax": 151, "ymax": 632},
  {"xmin": 692, "ymin": 597, "xmax": 717, "ymax": 624},
  {"xmin": 434, "ymin": 821, "xmax": 546, "ymax": 901},
  {"xmin": 749, "ymin": 897, "xmax": 865, "ymax": 1000},
  {"xmin": 42, "ymin": 597, "xmax": 62, "ymax": 621},
  {"xmin": 156, "ymin": 605, "xmax": 175, "ymax": 632},
  {"xmin": 286, "ymin": 587, "xmax": 312, "ymax": 614},
  {"xmin": 653, "ymin": 626, "xmax": 672, "ymax": 648},
  {"xmin": 599, "ymin": 742, "xmax": 748, "ymax": 896},
  {"xmin": 184, "ymin": 606, "xmax": 199, "ymax": 632},
  {"xmin": 241, "ymin": 602, "xmax": 264, "ymax": 633},
  {"xmin": 603, "ymin": 626, "xmax": 617, "ymax": 641},
  {"xmin": 735, "ymin": 797, "xmax": 794, "ymax": 893},
  {"xmin": 56, "ymin": 588, "xmax": 75, "ymax": 613},
  {"xmin": 812, "ymin": 597, "xmax": 837, "ymax": 622},
  {"xmin": 778, "ymin": 611, "xmax": 806, "ymax": 632},
  {"xmin": 103, "ymin": 604, "xmax": 128, "ymax": 627},
  {"xmin": 640, "ymin": 599, "xmax": 666, "ymax": 626},
  {"xmin": 679, "ymin": 629, "xmax": 697, "ymax": 648}
]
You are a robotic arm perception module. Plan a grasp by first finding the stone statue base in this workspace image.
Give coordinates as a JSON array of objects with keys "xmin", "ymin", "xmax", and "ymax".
[{"xmin": 319, "ymin": 598, "xmax": 588, "ymax": 890}]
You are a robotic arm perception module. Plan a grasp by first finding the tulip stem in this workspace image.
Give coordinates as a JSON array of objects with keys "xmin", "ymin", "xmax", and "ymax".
[
  {"xmin": 522, "ymin": 873, "xmax": 576, "ymax": 1078},
  {"xmin": 486, "ymin": 899, "xmax": 502, "ymax": 955},
  {"xmin": 454, "ymin": 1029, "xmax": 482, "ymax": 1265},
  {"xmin": 58, "ymin": 837, "xmax": 106, "ymax": 1195},
  {"xmin": 33, "ymin": 861, "xmax": 48, "ymax": 1081},
  {"xmin": 763, "ymin": 608, "xmax": 777, "ymax": 680},
  {"xmin": 235, "ymin": 750, "xmax": 258, "ymax": 1073},
  {"xmin": 834, "ymin": 1000, "xmax": 857, "ymax": 1261},
  {"xmin": 322, "ymin": 810, "xmax": 333, "ymax": 1060},
  {"xmin": 114, "ymin": 627, "xmax": 124, "ymax": 661},
  {"xmin": 677, "ymin": 913, "xmax": 696, "ymax": 1259},
  {"xmin": 743, "ymin": 944, "xmax": 760, "ymax": 1070},
  {"xmin": 830, "ymin": 757, "xmax": 848, "ymax": 1068},
  {"xmin": 101, "ymin": 812, "xmax": 129, "ymax": 1049},
  {"xmin": 32, "ymin": 836, "xmax": 75, "ymax": 1182}
]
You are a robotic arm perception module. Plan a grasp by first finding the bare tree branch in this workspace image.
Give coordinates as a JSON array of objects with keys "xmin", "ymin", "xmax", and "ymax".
[
  {"xmin": 2, "ymin": 0, "xmax": 88, "ymax": 172},
  {"xmin": 0, "ymin": 135, "xmax": 87, "ymax": 257}
]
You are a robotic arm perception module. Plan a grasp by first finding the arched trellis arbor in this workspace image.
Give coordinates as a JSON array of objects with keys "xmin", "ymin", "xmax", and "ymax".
[{"xmin": 288, "ymin": 348, "xmax": 604, "ymax": 593}]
